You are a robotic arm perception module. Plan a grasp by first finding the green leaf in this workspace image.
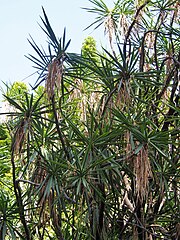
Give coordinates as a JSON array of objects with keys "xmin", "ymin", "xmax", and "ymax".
[{"xmin": 149, "ymin": 141, "xmax": 168, "ymax": 158}]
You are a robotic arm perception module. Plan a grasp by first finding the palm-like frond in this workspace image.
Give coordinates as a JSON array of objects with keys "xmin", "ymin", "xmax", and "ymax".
[{"xmin": 1, "ymin": 1, "xmax": 179, "ymax": 239}]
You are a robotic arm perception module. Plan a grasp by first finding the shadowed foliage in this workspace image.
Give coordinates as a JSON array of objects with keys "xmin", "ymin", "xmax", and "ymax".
[{"xmin": 0, "ymin": 1, "xmax": 179, "ymax": 239}]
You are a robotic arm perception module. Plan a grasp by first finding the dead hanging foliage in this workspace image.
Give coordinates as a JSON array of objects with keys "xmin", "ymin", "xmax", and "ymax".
[
  {"xmin": 68, "ymin": 79, "xmax": 87, "ymax": 122},
  {"xmin": 124, "ymin": 133, "xmax": 152, "ymax": 203},
  {"xmin": 125, "ymin": 130, "xmax": 131, "ymax": 155},
  {"xmin": 116, "ymin": 79, "xmax": 131, "ymax": 110},
  {"xmin": 100, "ymin": 93, "xmax": 114, "ymax": 124},
  {"xmin": 33, "ymin": 156, "xmax": 47, "ymax": 199},
  {"xmin": 172, "ymin": 1, "xmax": 180, "ymax": 22},
  {"xmin": 12, "ymin": 118, "xmax": 29, "ymax": 155},
  {"xmin": 133, "ymin": 144, "xmax": 152, "ymax": 203},
  {"xmin": 68, "ymin": 78, "xmax": 101, "ymax": 123},
  {"xmin": 32, "ymin": 155, "xmax": 51, "ymax": 225},
  {"xmin": 105, "ymin": 12, "xmax": 116, "ymax": 56},
  {"xmin": 118, "ymin": 14, "xmax": 129, "ymax": 37},
  {"xmin": 98, "ymin": 81, "xmax": 132, "ymax": 130},
  {"xmin": 31, "ymin": 154, "xmax": 64, "ymax": 239},
  {"xmin": 145, "ymin": 31, "xmax": 155, "ymax": 50},
  {"xmin": 45, "ymin": 59, "xmax": 63, "ymax": 100},
  {"xmin": 104, "ymin": 13, "xmax": 114, "ymax": 44}
]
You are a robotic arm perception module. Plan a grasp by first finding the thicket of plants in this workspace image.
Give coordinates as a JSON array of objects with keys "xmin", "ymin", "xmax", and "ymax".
[{"xmin": 0, "ymin": 0, "xmax": 179, "ymax": 239}]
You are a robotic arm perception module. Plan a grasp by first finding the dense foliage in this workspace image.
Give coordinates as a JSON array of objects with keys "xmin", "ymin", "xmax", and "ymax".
[{"xmin": 0, "ymin": 0, "xmax": 179, "ymax": 239}]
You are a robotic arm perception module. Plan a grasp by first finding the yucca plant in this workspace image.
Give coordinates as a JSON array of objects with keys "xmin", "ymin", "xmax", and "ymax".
[{"xmin": 0, "ymin": 0, "xmax": 179, "ymax": 239}]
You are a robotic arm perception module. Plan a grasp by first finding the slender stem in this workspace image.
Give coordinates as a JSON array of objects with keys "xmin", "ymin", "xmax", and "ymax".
[
  {"xmin": 140, "ymin": 30, "xmax": 160, "ymax": 72},
  {"xmin": 11, "ymin": 150, "xmax": 31, "ymax": 240},
  {"xmin": 123, "ymin": 1, "xmax": 150, "ymax": 58}
]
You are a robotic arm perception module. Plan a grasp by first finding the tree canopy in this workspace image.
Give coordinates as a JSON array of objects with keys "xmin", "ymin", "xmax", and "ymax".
[{"xmin": 0, "ymin": 0, "xmax": 179, "ymax": 239}]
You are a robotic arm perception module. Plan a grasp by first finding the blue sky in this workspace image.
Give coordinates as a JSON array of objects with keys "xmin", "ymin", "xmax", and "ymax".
[{"xmin": 0, "ymin": 0, "xmax": 114, "ymax": 93}]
